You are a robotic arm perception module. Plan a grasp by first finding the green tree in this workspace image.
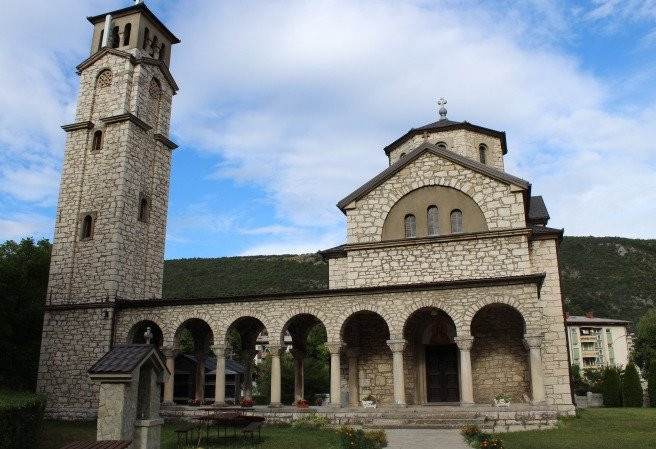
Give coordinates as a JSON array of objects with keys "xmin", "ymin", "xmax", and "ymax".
[
  {"xmin": 633, "ymin": 308, "xmax": 656, "ymax": 372},
  {"xmin": 0, "ymin": 238, "xmax": 51, "ymax": 390},
  {"xmin": 602, "ymin": 366, "xmax": 623, "ymax": 407},
  {"xmin": 648, "ymin": 357, "xmax": 656, "ymax": 407},
  {"xmin": 621, "ymin": 362, "xmax": 644, "ymax": 407},
  {"xmin": 570, "ymin": 365, "xmax": 589, "ymax": 396}
]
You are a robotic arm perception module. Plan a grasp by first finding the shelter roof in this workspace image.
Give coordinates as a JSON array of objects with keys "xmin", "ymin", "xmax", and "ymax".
[{"xmin": 88, "ymin": 344, "xmax": 164, "ymax": 375}]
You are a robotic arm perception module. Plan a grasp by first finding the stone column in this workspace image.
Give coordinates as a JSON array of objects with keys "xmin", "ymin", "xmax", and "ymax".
[
  {"xmin": 241, "ymin": 349, "xmax": 257, "ymax": 401},
  {"xmin": 346, "ymin": 347, "xmax": 360, "ymax": 407},
  {"xmin": 325, "ymin": 341, "xmax": 344, "ymax": 407},
  {"xmin": 524, "ymin": 334, "xmax": 546, "ymax": 404},
  {"xmin": 290, "ymin": 348, "xmax": 306, "ymax": 402},
  {"xmin": 162, "ymin": 347, "xmax": 176, "ymax": 405},
  {"xmin": 211, "ymin": 344, "xmax": 227, "ymax": 405},
  {"xmin": 195, "ymin": 351, "xmax": 206, "ymax": 401},
  {"xmin": 386, "ymin": 339, "xmax": 407, "ymax": 407},
  {"xmin": 268, "ymin": 345, "xmax": 284, "ymax": 407},
  {"xmin": 454, "ymin": 335, "xmax": 475, "ymax": 405}
]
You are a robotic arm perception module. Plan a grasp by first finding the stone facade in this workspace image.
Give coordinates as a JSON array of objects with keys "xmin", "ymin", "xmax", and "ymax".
[{"xmin": 38, "ymin": 4, "xmax": 575, "ymax": 422}]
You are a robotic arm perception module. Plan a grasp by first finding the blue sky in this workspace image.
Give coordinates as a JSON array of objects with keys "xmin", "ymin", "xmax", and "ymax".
[{"xmin": 0, "ymin": 0, "xmax": 655, "ymax": 259}]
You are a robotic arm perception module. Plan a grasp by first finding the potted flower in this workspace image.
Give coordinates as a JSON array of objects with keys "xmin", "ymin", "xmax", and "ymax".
[
  {"xmin": 361, "ymin": 394, "xmax": 377, "ymax": 408},
  {"xmin": 314, "ymin": 395, "xmax": 323, "ymax": 406},
  {"xmin": 187, "ymin": 399, "xmax": 202, "ymax": 407},
  {"xmin": 295, "ymin": 399, "xmax": 310, "ymax": 408},
  {"xmin": 240, "ymin": 399, "xmax": 254, "ymax": 408},
  {"xmin": 494, "ymin": 394, "xmax": 511, "ymax": 407}
]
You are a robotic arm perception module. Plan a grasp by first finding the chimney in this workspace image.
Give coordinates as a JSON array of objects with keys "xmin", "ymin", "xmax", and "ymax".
[{"xmin": 585, "ymin": 311, "xmax": 593, "ymax": 319}]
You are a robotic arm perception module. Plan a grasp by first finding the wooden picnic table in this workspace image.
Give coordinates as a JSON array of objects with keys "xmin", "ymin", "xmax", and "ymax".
[
  {"xmin": 196, "ymin": 412, "xmax": 265, "ymax": 443},
  {"xmin": 60, "ymin": 441, "xmax": 131, "ymax": 449},
  {"xmin": 198, "ymin": 406, "xmax": 254, "ymax": 414}
]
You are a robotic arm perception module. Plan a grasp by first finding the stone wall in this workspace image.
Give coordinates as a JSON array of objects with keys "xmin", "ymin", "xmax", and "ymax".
[
  {"xmin": 37, "ymin": 308, "xmax": 114, "ymax": 419},
  {"xmin": 387, "ymin": 128, "xmax": 505, "ymax": 171},
  {"xmin": 336, "ymin": 232, "xmax": 531, "ymax": 289},
  {"xmin": 471, "ymin": 305, "xmax": 530, "ymax": 404},
  {"xmin": 345, "ymin": 152, "xmax": 525, "ymax": 245}
]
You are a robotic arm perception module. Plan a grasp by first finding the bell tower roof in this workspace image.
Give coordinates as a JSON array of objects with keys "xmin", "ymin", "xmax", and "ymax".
[{"xmin": 87, "ymin": 3, "xmax": 180, "ymax": 44}]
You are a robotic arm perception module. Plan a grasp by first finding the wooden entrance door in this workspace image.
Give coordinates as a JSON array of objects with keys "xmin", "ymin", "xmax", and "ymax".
[{"xmin": 425, "ymin": 345, "xmax": 459, "ymax": 402}]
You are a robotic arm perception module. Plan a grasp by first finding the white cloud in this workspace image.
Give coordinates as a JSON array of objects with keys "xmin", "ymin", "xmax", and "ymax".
[{"xmin": 0, "ymin": 212, "xmax": 53, "ymax": 242}]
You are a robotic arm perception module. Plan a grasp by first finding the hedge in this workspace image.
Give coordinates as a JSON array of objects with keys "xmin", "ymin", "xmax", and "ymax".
[
  {"xmin": 649, "ymin": 357, "xmax": 656, "ymax": 407},
  {"xmin": 0, "ymin": 390, "xmax": 46, "ymax": 449}
]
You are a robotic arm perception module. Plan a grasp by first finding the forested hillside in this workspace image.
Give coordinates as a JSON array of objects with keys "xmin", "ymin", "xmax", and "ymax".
[{"xmin": 163, "ymin": 236, "xmax": 656, "ymax": 324}]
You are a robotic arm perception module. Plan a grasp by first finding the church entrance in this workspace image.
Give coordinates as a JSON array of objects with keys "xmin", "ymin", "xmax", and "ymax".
[{"xmin": 425, "ymin": 344, "xmax": 459, "ymax": 402}]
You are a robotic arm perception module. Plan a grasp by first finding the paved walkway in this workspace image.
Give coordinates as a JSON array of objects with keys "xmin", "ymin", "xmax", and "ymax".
[{"xmin": 385, "ymin": 429, "xmax": 470, "ymax": 449}]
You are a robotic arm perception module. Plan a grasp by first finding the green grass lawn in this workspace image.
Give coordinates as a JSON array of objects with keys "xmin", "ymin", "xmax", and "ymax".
[
  {"xmin": 40, "ymin": 420, "xmax": 341, "ymax": 449},
  {"xmin": 500, "ymin": 408, "xmax": 656, "ymax": 449}
]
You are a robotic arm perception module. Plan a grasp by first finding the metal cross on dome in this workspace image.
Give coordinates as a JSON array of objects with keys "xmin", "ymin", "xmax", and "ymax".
[{"xmin": 438, "ymin": 97, "xmax": 448, "ymax": 120}]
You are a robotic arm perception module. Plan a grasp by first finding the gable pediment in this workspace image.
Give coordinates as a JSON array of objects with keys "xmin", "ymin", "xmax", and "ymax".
[{"xmin": 337, "ymin": 143, "xmax": 529, "ymax": 212}]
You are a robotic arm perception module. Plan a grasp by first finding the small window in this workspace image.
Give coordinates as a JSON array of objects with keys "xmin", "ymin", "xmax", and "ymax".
[
  {"xmin": 143, "ymin": 28, "xmax": 150, "ymax": 50},
  {"xmin": 479, "ymin": 144, "xmax": 487, "ymax": 164},
  {"xmin": 111, "ymin": 26, "xmax": 119, "ymax": 49},
  {"xmin": 159, "ymin": 43, "xmax": 166, "ymax": 61},
  {"xmin": 139, "ymin": 197, "xmax": 149, "ymax": 222},
  {"xmin": 404, "ymin": 214, "xmax": 416, "ymax": 238},
  {"xmin": 98, "ymin": 30, "xmax": 104, "ymax": 51},
  {"xmin": 81, "ymin": 215, "xmax": 93, "ymax": 240},
  {"xmin": 92, "ymin": 130, "xmax": 103, "ymax": 152},
  {"xmin": 123, "ymin": 23, "xmax": 131, "ymax": 46},
  {"xmin": 427, "ymin": 206, "xmax": 439, "ymax": 236},
  {"xmin": 437, "ymin": 142, "xmax": 447, "ymax": 150},
  {"xmin": 450, "ymin": 209, "xmax": 463, "ymax": 233}
]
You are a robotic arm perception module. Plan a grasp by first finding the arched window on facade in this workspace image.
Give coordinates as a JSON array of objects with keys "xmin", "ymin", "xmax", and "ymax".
[
  {"xmin": 479, "ymin": 144, "xmax": 487, "ymax": 164},
  {"xmin": 123, "ymin": 23, "xmax": 131, "ymax": 46},
  {"xmin": 139, "ymin": 198, "xmax": 148, "ymax": 222},
  {"xmin": 159, "ymin": 43, "xmax": 166, "ymax": 61},
  {"xmin": 150, "ymin": 36, "xmax": 158, "ymax": 57},
  {"xmin": 143, "ymin": 28, "xmax": 150, "ymax": 50},
  {"xmin": 427, "ymin": 206, "xmax": 439, "ymax": 236},
  {"xmin": 92, "ymin": 131, "xmax": 103, "ymax": 152},
  {"xmin": 404, "ymin": 214, "xmax": 416, "ymax": 238},
  {"xmin": 111, "ymin": 26, "xmax": 119, "ymax": 49},
  {"xmin": 450, "ymin": 209, "xmax": 463, "ymax": 234},
  {"xmin": 98, "ymin": 30, "xmax": 104, "ymax": 51},
  {"xmin": 437, "ymin": 142, "xmax": 447, "ymax": 150},
  {"xmin": 81, "ymin": 215, "xmax": 93, "ymax": 240}
]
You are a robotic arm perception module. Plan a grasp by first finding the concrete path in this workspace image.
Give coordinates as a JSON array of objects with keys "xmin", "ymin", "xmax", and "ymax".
[{"xmin": 385, "ymin": 429, "xmax": 470, "ymax": 449}]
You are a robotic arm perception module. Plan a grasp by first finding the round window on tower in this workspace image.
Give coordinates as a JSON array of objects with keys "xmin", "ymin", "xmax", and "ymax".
[
  {"xmin": 96, "ymin": 69, "xmax": 112, "ymax": 88},
  {"xmin": 149, "ymin": 77, "xmax": 161, "ymax": 99}
]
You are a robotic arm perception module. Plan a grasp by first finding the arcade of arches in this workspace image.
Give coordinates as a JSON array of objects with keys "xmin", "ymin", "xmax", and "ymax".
[{"xmin": 119, "ymin": 295, "xmax": 547, "ymax": 407}]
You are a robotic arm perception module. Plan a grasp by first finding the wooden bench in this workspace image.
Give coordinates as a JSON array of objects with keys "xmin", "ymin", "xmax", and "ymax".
[
  {"xmin": 174, "ymin": 422, "xmax": 202, "ymax": 447},
  {"xmin": 242, "ymin": 421, "xmax": 263, "ymax": 444},
  {"xmin": 60, "ymin": 442, "xmax": 131, "ymax": 449}
]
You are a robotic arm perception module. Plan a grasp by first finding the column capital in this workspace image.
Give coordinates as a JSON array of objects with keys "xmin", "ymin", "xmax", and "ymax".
[
  {"xmin": 289, "ymin": 347, "xmax": 306, "ymax": 360},
  {"xmin": 386, "ymin": 339, "xmax": 407, "ymax": 353},
  {"xmin": 162, "ymin": 345, "xmax": 179, "ymax": 358},
  {"xmin": 345, "ymin": 347, "xmax": 361, "ymax": 358},
  {"xmin": 267, "ymin": 344, "xmax": 285, "ymax": 356},
  {"xmin": 325, "ymin": 341, "xmax": 344, "ymax": 354},
  {"xmin": 454, "ymin": 335, "xmax": 474, "ymax": 351},
  {"xmin": 211, "ymin": 343, "xmax": 228, "ymax": 357},
  {"xmin": 523, "ymin": 334, "xmax": 543, "ymax": 350}
]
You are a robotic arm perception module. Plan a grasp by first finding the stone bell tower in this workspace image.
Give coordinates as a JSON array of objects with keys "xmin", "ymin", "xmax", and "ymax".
[{"xmin": 37, "ymin": 3, "xmax": 179, "ymax": 419}]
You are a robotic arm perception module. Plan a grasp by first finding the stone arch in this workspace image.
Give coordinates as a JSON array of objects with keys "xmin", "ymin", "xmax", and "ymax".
[
  {"xmin": 95, "ymin": 68, "xmax": 112, "ymax": 88},
  {"xmin": 334, "ymin": 305, "xmax": 398, "ymax": 341},
  {"xmin": 464, "ymin": 296, "xmax": 535, "ymax": 334},
  {"xmin": 220, "ymin": 311, "xmax": 274, "ymax": 344},
  {"xmin": 117, "ymin": 313, "xmax": 167, "ymax": 346},
  {"xmin": 277, "ymin": 306, "xmax": 332, "ymax": 342},
  {"xmin": 400, "ymin": 298, "xmax": 465, "ymax": 335},
  {"xmin": 169, "ymin": 313, "xmax": 216, "ymax": 348}
]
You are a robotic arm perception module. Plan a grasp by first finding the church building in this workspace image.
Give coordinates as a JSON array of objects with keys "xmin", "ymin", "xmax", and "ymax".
[{"xmin": 37, "ymin": 3, "xmax": 575, "ymax": 423}]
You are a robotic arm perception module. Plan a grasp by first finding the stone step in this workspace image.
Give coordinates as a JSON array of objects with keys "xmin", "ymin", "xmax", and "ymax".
[{"xmin": 364, "ymin": 416, "xmax": 489, "ymax": 430}]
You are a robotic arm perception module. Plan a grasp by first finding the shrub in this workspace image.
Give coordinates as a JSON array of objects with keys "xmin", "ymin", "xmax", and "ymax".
[
  {"xmin": 622, "ymin": 362, "xmax": 644, "ymax": 407},
  {"xmin": 460, "ymin": 425, "xmax": 504, "ymax": 448},
  {"xmin": 291, "ymin": 414, "xmax": 329, "ymax": 429},
  {"xmin": 0, "ymin": 390, "xmax": 46, "ymax": 449},
  {"xmin": 570, "ymin": 364, "xmax": 589, "ymax": 396},
  {"xmin": 602, "ymin": 366, "xmax": 623, "ymax": 407},
  {"xmin": 337, "ymin": 426, "xmax": 387, "ymax": 449},
  {"xmin": 648, "ymin": 357, "xmax": 656, "ymax": 407}
]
